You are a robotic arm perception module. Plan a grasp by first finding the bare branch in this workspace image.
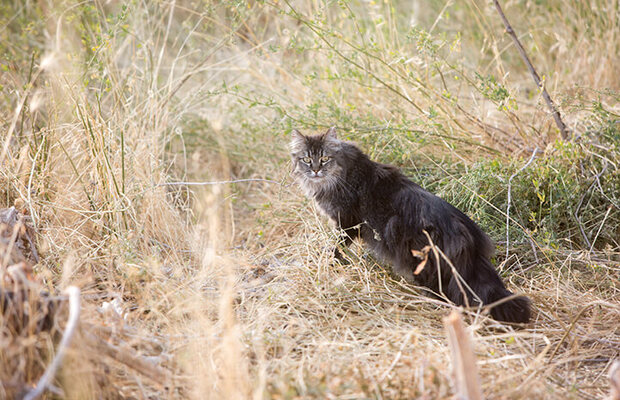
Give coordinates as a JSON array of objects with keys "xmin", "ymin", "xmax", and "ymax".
[
  {"xmin": 24, "ymin": 286, "xmax": 81, "ymax": 400},
  {"xmin": 159, "ymin": 178, "xmax": 281, "ymax": 186},
  {"xmin": 493, "ymin": 0, "xmax": 569, "ymax": 140},
  {"xmin": 86, "ymin": 334, "xmax": 173, "ymax": 387},
  {"xmin": 506, "ymin": 147, "xmax": 539, "ymax": 260}
]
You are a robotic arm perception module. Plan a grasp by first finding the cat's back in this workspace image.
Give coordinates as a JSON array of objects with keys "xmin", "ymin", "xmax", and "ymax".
[
  {"xmin": 340, "ymin": 144, "xmax": 492, "ymax": 250},
  {"xmin": 370, "ymin": 162, "xmax": 495, "ymax": 257}
]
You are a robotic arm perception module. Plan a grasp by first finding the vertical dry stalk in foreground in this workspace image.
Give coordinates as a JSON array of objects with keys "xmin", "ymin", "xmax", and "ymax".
[
  {"xmin": 444, "ymin": 311, "xmax": 483, "ymax": 400},
  {"xmin": 610, "ymin": 360, "xmax": 620, "ymax": 400}
]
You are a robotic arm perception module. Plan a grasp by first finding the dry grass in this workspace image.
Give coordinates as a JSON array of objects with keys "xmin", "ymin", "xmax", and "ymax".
[{"xmin": 1, "ymin": 0, "xmax": 619, "ymax": 399}]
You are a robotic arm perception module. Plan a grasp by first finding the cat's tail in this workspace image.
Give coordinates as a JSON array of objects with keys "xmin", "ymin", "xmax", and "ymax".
[
  {"xmin": 486, "ymin": 288, "xmax": 531, "ymax": 324},
  {"xmin": 447, "ymin": 260, "xmax": 531, "ymax": 324}
]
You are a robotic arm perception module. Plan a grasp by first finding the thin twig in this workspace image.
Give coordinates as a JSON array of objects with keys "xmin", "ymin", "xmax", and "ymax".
[
  {"xmin": 281, "ymin": 0, "xmax": 426, "ymax": 115},
  {"xmin": 493, "ymin": 0, "xmax": 569, "ymax": 140},
  {"xmin": 506, "ymin": 147, "xmax": 538, "ymax": 260},
  {"xmin": 159, "ymin": 178, "xmax": 282, "ymax": 186},
  {"xmin": 378, "ymin": 332, "xmax": 413, "ymax": 383},
  {"xmin": 573, "ymin": 160, "xmax": 608, "ymax": 248},
  {"xmin": 588, "ymin": 205, "xmax": 613, "ymax": 255},
  {"xmin": 86, "ymin": 334, "xmax": 173, "ymax": 387},
  {"xmin": 25, "ymin": 286, "xmax": 81, "ymax": 400},
  {"xmin": 547, "ymin": 301, "xmax": 609, "ymax": 362},
  {"xmin": 423, "ymin": 230, "xmax": 482, "ymax": 308},
  {"xmin": 0, "ymin": 69, "xmax": 44, "ymax": 166}
]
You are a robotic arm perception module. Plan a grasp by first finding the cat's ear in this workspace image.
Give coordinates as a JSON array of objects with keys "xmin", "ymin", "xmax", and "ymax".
[
  {"xmin": 290, "ymin": 129, "xmax": 306, "ymax": 152},
  {"xmin": 291, "ymin": 129, "xmax": 304, "ymax": 140},
  {"xmin": 324, "ymin": 126, "xmax": 337, "ymax": 140}
]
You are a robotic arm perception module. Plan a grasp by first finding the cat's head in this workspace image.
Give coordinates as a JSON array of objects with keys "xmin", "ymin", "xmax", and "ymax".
[{"xmin": 290, "ymin": 127, "xmax": 344, "ymax": 194}]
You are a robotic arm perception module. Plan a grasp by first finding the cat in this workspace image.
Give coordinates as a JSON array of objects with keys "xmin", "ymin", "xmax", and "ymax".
[{"xmin": 290, "ymin": 127, "xmax": 531, "ymax": 323}]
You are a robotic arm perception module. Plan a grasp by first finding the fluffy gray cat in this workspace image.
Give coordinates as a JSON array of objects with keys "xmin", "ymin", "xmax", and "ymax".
[{"xmin": 290, "ymin": 127, "xmax": 531, "ymax": 323}]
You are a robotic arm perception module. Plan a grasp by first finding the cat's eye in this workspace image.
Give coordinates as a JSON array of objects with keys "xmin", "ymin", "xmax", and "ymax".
[
  {"xmin": 320, "ymin": 156, "xmax": 331, "ymax": 163},
  {"xmin": 301, "ymin": 157, "xmax": 312, "ymax": 163}
]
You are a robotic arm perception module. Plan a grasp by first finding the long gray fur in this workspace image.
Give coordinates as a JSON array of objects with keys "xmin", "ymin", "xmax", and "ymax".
[{"xmin": 291, "ymin": 127, "xmax": 531, "ymax": 323}]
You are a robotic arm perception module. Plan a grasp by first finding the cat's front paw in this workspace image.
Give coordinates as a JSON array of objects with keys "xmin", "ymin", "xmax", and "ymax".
[{"xmin": 391, "ymin": 264, "xmax": 415, "ymax": 283}]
